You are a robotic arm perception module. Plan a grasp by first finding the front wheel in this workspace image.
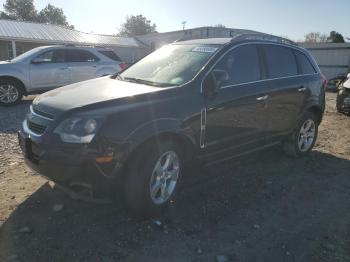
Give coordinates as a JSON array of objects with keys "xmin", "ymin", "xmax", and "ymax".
[
  {"xmin": 123, "ymin": 140, "xmax": 183, "ymax": 217},
  {"xmin": 283, "ymin": 112, "xmax": 318, "ymax": 157},
  {"xmin": 0, "ymin": 79, "xmax": 23, "ymax": 106}
]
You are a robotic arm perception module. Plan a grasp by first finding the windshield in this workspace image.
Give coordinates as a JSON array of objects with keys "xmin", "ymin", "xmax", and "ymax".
[
  {"xmin": 11, "ymin": 47, "xmax": 46, "ymax": 62},
  {"xmin": 120, "ymin": 44, "xmax": 220, "ymax": 87}
]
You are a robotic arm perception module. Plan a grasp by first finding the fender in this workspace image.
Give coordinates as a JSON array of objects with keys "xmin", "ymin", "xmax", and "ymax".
[
  {"xmin": 124, "ymin": 118, "xmax": 197, "ymax": 151},
  {"xmin": 298, "ymin": 97, "xmax": 324, "ymax": 123},
  {"xmin": 0, "ymin": 66, "xmax": 29, "ymax": 91}
]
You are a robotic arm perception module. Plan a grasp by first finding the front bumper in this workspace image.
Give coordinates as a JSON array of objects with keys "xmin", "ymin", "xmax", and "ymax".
[{"xmin": 18, "ymin": 129, "xmax": 125, "ymax": 195}]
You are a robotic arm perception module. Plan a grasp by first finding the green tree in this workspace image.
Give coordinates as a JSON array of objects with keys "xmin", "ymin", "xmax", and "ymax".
[
  {"xmin": 327, "ymin": 31, "xmax": 345, "ymax": 43},
  {"xmin": 0, "ymin": 0, "xmax": 73, "ymax": 28},
  {"xmin": 1, "ymin": 0, "xmax": 38, "ymax": 21},
  {"xmin": 118, "ymin": 15, "xmax": 157, "ymax": 36},
  {"xmin": 38, "ymin": 4, "xmax": 73, "ymax": 28}
]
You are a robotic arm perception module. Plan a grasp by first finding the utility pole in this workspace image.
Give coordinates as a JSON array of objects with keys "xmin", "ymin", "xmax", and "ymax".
[{"xmin": 182, "ymin": 21, "xmax": 186, "ymax": 30}]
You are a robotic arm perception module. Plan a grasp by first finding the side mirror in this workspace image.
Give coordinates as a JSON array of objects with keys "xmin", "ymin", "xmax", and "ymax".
[
  {"xmin": 347, "ymin": 73, "xmax": 350, "ymax": 79},
  {"xmin": 212, "ymin": 69, "xmax": 229, "ymax": 88},
  {"xmin": 31, "ymin": 57, "xmax": 48, "ymax": 64},
  {"xmin": 202, "ymin": 69, "xmax": 229, "ymax": 98}
]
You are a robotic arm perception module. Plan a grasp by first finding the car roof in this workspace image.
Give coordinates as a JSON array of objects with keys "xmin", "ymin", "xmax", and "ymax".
[{"xmin": 173, "ymin": 38, "xmax": 232, "ymax": 46}]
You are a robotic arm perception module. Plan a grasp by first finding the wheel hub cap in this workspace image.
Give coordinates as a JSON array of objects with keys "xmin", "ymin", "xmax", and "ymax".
[
  {"xmin": 298, "ymin": 119, "xmax": 316, "ymax": 152},
  {"xmin": 0, "ymin": 84, "xmax": 19, "ymax": 104},
  {"xmin": 149, "ymin": 151, "xmax": 180, "ymax": 205}
]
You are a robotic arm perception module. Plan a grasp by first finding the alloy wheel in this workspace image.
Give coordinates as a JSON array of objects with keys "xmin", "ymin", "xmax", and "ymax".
[
  {"xmin": 149, "ymin": 151, "xmax": 180, "ymax": 205},
  {"xmin": 0, "ymin": 84, "xmax": 19, "ymax": 104},
  {"xmin": 298, "ymin": 119, "xmax": 316, "ymax": 152}
]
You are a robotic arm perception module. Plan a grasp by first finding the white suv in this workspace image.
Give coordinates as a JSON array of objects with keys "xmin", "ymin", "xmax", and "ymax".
[{"xmin": 0, "ymin": 45, "xmax": 126, "ymax": 105}]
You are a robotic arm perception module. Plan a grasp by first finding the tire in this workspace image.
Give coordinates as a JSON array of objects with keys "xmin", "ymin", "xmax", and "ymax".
[
  {"xmin": 123, "ymin": 140, "xmax": 183, "ymax": 217},
  {"xmin": 0, "ymin": 79, "xmax": 23, "ymax": 106},
  {"xmin": 283, "ymin": 112, "xmax": 318, "ymax": 157},
  {"xmin": 336, "ymin": 93, "xmax": 344, "ymax": 113}
]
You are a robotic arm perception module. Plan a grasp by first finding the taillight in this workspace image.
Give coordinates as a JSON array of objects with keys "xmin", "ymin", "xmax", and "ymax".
[
  {"xmin": 321, "ymin": 74, "xmax": 327, "ymax": 90},
  {"xmin": 119, "ymin": 63, "xmax": 126, "ymax": 71}
]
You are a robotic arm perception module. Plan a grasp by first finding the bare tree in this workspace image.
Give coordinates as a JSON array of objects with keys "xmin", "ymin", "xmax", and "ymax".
[{"xmin": 304, "ymin": 32, "xmax": 328, "ymax": 43}]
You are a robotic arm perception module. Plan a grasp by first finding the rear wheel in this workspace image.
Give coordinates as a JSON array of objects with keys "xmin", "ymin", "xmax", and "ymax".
[
  {"xmin": 283, "ymin": 112, "xmax": 318, "ymax": 157},
  {"xmin": 123, "ymin": 140, "xmax": 182, "ymax": 217},
  {"xmin": 0, "ymin": 79, "xmax": 23, "ymax": 106}
]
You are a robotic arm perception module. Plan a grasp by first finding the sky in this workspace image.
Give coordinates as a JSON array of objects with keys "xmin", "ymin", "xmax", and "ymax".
[{"xmin": 0, "ymin": 0, "xmax": 349, "ymax": 41}]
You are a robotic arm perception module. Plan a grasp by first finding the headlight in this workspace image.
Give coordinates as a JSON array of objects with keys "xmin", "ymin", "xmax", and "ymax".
[{"xmin": 54, "ymin": 116, "xmax": 103, "ymax": 143}]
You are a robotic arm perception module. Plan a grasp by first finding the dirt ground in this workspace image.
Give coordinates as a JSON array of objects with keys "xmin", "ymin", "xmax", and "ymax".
[{"xmin": 0, "ymin": 93, "xmax": 350, "ymax": 262}]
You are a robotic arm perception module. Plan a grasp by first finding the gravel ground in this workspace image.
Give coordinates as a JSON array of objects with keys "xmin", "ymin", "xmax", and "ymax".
[{"xmin": 0, "ymin": 93, "xmax": 350, "ymax": 262}]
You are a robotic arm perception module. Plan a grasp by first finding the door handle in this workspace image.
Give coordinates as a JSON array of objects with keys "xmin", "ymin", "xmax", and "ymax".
[
  {"xmin": 256, "ymin": 95, "xmax": 269, "ymax": 101},
  {"xmin": 60, "ymin": 67, "xmax": 68, "ymax": 70},
  {"xmin": 298, "ymin": 87, "xmax": 307, "ymax": 92}
]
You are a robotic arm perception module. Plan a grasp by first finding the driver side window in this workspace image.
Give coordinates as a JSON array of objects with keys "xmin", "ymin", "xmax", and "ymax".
[
  {"xmin": 214, "ymin": 45, "xmax": 261, "ymax": 86},
  {"xmin": 35, "ymin": 50, "xmax": 65, "ymax": 63}
]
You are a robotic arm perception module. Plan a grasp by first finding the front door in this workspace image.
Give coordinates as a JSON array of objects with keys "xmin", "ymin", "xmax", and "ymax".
[
  {"xmin": 202, "ymin": 44, "xmax": 270, "ymax": 155},
  {"xmin": 29, "ymin": 49, "xmax": 70, "ymax": 90}
]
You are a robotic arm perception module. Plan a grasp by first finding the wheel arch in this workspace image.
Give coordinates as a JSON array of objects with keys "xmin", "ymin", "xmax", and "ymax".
[
  {"xmin": 305, "ymin": 105, "xmax": 323, "ymax": 124},
  {"xmin": 0, "ymin": 75, "xmax": 27, "ymax": 94}
]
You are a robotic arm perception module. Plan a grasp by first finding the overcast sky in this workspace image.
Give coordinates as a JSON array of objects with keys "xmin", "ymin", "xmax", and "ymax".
[{"xmin": 0, "ymin": 0, "xmax": 349, "ymax": 41}]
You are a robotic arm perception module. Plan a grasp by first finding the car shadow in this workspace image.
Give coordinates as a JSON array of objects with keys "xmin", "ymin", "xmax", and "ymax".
[{"xmin": 1, "ymin": 149, "xmax": 350, "ymax": 261}]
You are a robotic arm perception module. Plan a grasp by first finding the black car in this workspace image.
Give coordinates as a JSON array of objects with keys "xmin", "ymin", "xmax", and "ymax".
[{"xmin": 19, "ymin": 33, "xmax": 326, "ymax": 216}]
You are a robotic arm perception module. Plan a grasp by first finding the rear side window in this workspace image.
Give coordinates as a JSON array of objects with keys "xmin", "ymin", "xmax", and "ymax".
[
  {"xmin": 214, "ymin": 45, "xmax": 261, "ymax": 85},
  {"xmin": 264, "ymin": 45, "xmax": 298, "ymax": 78},
  {"xmin": 99, "ymin": 50, "xmax": 121, "ymax": 61},
  {"xmin": 65, "ymin": 50, "xmax": 99, "ymax": 62},
  {"xmin": 295, "ymin": 51, "xmax": 316, "ymax": 74}
]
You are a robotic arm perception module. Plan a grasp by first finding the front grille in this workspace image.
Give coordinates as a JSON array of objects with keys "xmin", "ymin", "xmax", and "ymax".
[
  {"xmin": 27, "ymin": 120, "xmax": 46, "ymax": 135},
  {"xmin": 32, "ymin": 107, "xmax": 54, "ymax": 120}
]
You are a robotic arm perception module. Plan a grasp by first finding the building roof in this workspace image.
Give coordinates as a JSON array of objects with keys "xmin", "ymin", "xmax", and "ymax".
[{"xmin": 0, "ymin": 19, "xmax": 147, "ymax": 48}]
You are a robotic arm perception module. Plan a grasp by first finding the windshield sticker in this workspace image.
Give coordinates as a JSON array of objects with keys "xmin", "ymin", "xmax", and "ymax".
[{"xmin": 191, "ymin": 46, "xmax": 218, "ymax": 53}]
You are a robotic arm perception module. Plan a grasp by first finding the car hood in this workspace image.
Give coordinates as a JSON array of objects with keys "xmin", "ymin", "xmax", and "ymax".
[{"xmin": 33, "ymin": 77, "xmax": 160, "ymax": 115}]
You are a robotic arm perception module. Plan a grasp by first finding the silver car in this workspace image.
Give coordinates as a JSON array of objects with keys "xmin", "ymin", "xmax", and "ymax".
[{"xmin": 0, "ymin": 45, "xmax": 125, "ymax": 105}]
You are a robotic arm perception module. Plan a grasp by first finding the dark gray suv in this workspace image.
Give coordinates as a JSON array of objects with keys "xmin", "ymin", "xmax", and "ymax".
[{"xmin": 19, "ymin": 33, "xmax": 326, "ymax": 216}]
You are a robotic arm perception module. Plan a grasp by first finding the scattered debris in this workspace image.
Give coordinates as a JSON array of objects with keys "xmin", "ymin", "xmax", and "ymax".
[
  {"xmin": 216, "ymin": 254, "xmax": 229, "ymax": 262},
  {"xmin": 19, "ymin": 226, "xmax": 32, "ymax": 234},
  {"xmin": 195, "ymin": 247, "xmax": 203, "ymax": 254},
  {"xmin": 52, "ymin": 204, "xmax": 64, "ymax": 212}
]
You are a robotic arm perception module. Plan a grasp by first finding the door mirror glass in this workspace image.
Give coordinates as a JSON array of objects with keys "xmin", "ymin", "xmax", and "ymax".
[
  {"xmin": 31, "ymin": 57, "xmax": 48, "ymax": 64},
  {"xmin": 212, "ymin": 69, "xmax": 229, "ymax": 87},
  {"xmin": 202, "ymin": 69, "xmax": 229, "ymax": 98}
]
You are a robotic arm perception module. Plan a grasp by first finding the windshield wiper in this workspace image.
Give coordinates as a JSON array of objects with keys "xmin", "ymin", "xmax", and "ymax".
[{"xmin": 123, "ymin": 77, "xmax": 175, "ymax": 87}]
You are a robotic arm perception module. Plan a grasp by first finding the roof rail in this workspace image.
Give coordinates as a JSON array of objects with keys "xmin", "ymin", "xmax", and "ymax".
[{"xmin": 231, "ymin": 33, "xmax": 297, "ymax": 46}]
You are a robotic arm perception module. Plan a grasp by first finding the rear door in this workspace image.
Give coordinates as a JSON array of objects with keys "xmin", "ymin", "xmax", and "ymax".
[
  {"xmin": 29, "ymin": 49, "xmax": 70, "ymax": 90},
  {"xmin": 203, "ymin": 44, "xmax": 270, "ymax": 154},
  {"xmin": 261, "ymin": 44, "xmax": 313, "ymax": 141},
  {"xmin": 65, "ymin": 49, "xmax": 100, "ymax": 83}
]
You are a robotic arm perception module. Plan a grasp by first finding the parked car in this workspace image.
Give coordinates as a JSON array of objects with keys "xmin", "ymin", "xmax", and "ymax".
[
  {"xmin": 18, "ymin": 34, "xmax": 326, "ymax": 216},
  {"xmin": 0, "ymin": 45, "xmax": 126, "ymax": 105},
  {"xmin": 326, "ymin": 74, "xmax": 347, "ymax": 92},
  {"xmin": 336, "ymin": 73, "xmax": 350, "ymax": 115}
]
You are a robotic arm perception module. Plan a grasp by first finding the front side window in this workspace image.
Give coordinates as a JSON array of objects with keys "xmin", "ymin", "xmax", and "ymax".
[
  {"xmin": 295, "ymin": 51, "xmax": 316, "ymax": 75},
  {"xmin": 213, "ymin": 45, "xmax": 261, "ymax": 86},
  {"xmin": 65, "ymin": 50, "xmax": 99, "ymax": 62},
  {"xmin": 35, "ymin": 50, "xmax": 65, "ymax": 63},
  {"xmin": 264, "ymin": 45, "xmax": 298, "ymax": 78},
  {"xmin": 120, "ymin": 44, "xmax": 219, "ymax": 87}
]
